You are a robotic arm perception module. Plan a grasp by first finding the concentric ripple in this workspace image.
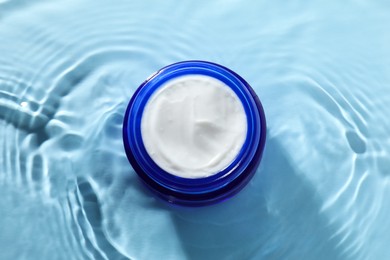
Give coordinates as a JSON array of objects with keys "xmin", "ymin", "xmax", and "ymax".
[{"xmin": 1, "ymin": 1, "xmax": 390, "ymax": 259}]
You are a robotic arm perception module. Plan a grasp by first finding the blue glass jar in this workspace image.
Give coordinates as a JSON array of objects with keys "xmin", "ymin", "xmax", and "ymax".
[{"xmin": 123, "ymin": 61, "xmax": 266, "ymax": 206}]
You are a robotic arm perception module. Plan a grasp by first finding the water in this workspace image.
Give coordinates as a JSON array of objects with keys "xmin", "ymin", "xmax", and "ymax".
[{"xmin": 0, "ymin": 1, "xmax": 389, "ymax": 259}]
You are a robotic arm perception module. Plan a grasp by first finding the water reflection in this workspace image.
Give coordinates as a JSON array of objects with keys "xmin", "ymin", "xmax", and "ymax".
[{"xmin": 0, "ymin": 0, "xmax": 390, "ymax": 259}]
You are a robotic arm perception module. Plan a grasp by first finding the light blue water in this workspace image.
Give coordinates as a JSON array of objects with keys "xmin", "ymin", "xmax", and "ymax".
[{"xmin": 0, "ymin": 1, "xmax": 389, "ymax": 259}]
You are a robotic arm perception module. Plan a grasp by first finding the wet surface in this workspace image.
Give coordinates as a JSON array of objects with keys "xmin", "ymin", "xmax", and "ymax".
[{"xmin": 1, "ymin": 1, "xmax": 390, "ymax": 259}]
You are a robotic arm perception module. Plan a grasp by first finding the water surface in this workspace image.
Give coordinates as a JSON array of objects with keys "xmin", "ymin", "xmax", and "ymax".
[{"xmin": 1, "ymin": 1, "xmax": 390, "ymax": 259}]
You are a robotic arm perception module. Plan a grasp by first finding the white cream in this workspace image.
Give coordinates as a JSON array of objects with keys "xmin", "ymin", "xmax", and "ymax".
[{"xmin": 141, "ymin": 75, "xmax": 247, "ymax": 179}]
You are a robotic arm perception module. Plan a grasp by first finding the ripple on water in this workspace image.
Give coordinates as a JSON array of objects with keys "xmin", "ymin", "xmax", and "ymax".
[
  {"xmin": 262, "ymin": 53, "xmax": 388, "ymax": 257},
  {"xmin": 345, "ymin": 130, "xmax": 366, "ymax": 154},
  {"xmin": 67, "ymin": 177, "xmax": 128, "ymax": 259},
  {"xmin": 1, "ymin": 0, "xmax": 390, "ymax": 259}
]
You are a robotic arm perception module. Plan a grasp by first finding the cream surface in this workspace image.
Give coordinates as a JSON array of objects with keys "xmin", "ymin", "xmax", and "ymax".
[{"xmin": 141, "ymin": 75, "xmax": 247, "ymax": 178}]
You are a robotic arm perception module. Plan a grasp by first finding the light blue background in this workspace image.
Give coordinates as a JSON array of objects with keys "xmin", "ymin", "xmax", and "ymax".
[{"xmin": 0, "ymin": 1, "xmax": 389, "ymax": 259}]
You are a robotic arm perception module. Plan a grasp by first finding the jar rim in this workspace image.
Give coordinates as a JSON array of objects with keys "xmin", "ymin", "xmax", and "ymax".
[{"xmin": 123, "ymin": 60, "xmax": 266, "ymax": 206}]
